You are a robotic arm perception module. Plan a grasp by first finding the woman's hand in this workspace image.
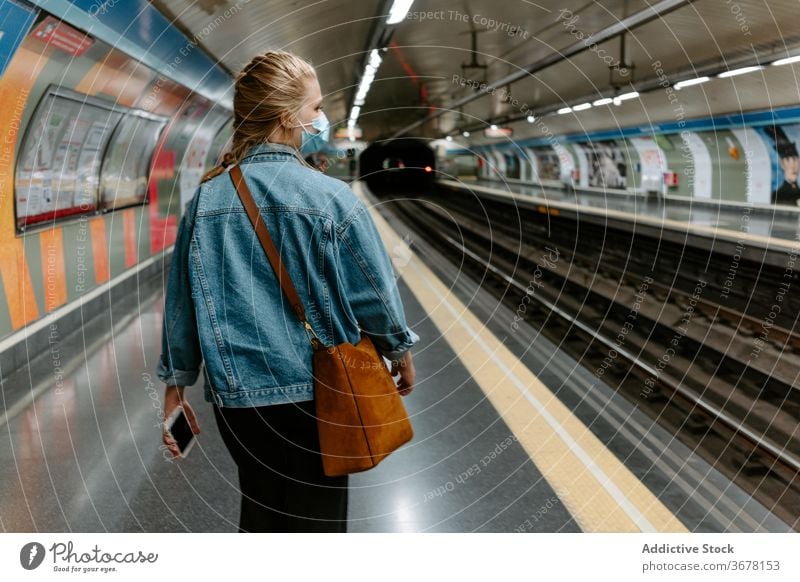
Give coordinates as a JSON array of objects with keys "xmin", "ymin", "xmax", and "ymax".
[
  {"xmin": 162, "ymin": 386, "xmax": 201, "ymax": 458},
  {"xmin": 390, "ymin": 351, "xmax": 416, "ymax": 396}
]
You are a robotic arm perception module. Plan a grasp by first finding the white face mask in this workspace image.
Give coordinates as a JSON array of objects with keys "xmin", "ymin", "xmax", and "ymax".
[{"xmin": 288, "ymin": 111, "xmax": 330, "ymax": 155}]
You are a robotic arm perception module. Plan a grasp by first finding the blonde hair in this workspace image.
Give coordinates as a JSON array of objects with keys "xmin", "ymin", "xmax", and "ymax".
[{"xmin": 201, "ymin": 50, "xmax": 318, "ymax": 183}]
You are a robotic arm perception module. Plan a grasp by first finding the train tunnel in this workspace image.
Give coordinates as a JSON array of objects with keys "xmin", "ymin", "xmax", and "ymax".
[
  {"xmin": 359, "ymin": 138, "xmax": 436, "ymax": 194},
  {"xmin": 0, "ymin": 0, "xmax": 797, "ymax": 571}
]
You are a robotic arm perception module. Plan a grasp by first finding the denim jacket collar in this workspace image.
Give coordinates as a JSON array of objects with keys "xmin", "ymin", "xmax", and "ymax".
[{"xmin": 240, "ymin": 141, "xmax": 302, "ymax": 163}]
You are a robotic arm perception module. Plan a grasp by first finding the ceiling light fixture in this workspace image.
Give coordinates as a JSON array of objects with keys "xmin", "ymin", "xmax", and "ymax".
[
  {"xmin": 772, "ymin": 55, "xmax": 800, "ymax": 66},
  {"xmin": 717, "ymin": 65, "xmax": 763, "ymax": 78},
  {"xmin": 386, "ymin": 0, "xmax": 415, "ymax": 25},
  {"xmin": 349, "ymin": 49, "xmax": 385, "ymax": 129},
  {"xmin": 612, "ymin": 91, "xmax": 639, "ymax": 105},
  {"xmin": 674, "ymin": 76, "xmax": 710, "ymax": 90}
]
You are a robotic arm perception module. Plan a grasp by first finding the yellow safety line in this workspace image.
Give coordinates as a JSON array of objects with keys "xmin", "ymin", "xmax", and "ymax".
[{"xmin": 353, "ymin": 182, "xmax": 688, "ymax": 533}]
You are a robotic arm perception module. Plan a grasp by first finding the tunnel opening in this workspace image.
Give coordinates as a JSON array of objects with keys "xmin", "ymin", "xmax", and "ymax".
[{"xmin": 359, "ymin": 138, "xmax": 435, "ymax": 196}]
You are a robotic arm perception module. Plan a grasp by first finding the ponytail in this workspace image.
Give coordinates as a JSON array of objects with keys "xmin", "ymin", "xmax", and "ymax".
[
  {"xmin": 200, "ymin": 151, "xmax": 237, "ymax": 184},
  {"xmin": 199, "ymin": 50, "xmax": 324, "ymax": 185}
]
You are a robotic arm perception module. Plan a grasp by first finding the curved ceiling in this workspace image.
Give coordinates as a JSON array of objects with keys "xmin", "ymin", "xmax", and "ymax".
[{"xmin": 151, "ymin": 0, "xmax": 800, "ymax": 143}]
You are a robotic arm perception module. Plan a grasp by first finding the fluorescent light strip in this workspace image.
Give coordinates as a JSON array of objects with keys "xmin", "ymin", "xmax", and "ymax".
[
  {"xmin": 772, "ymin": 55, "xmax": 800, "ymax": 66},
  {"xmin": 615, "ymin": 91, "xmax": 639, "ymax": 101},
  {"xmin": 368, "ymin": 49, "xmax": 382, "ymax": 69},
  {"xmin": 593, "ymin": 97, "xmax": 613, "ymax": 106},
  {"xmin": 557, "ymin": 106, "xmax": 573, "ymax": 114},
  {"xmin": 361, "ymin": 70, "xmax": 376, "ymax": 85},
  {"xmin": 349, "ymin": 49, "xmax": 387, "ymax": 127},
  {"xmin": 717, "ymin": 65, "xmax": 763, "ymax": 78},
  {"xmin": 386, "ymin": 0, "xmax": 414, "ymax": 24},
  {"xmin": 674, "ymin": 76, "xmax": 710, "ymax": 90},
  {"xmin": 572, "ymin": 102, "xmax": 592, "ymax": 111},
  {"xmin": 611, "ymin": 91, "xmax": 639, "ymax": 106}
]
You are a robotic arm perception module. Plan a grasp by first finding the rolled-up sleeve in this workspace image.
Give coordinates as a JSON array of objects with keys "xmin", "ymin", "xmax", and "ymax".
[
  {"xmin": 156, "ymin": 193, "xmax": 203, "ymax": 386},
  {"xmin": 337, "ymin": 201, "xmax": 420, "ymax": 360}
]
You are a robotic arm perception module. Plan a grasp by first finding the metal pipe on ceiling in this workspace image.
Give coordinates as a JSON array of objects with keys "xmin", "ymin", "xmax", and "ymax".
[
  {"xmin": 387, "ymin": 0, "xmax": 696, "ymax": 140},
  {"xmin": 455, "ymin": 35, "xmax": 800, "ymax": 136}
]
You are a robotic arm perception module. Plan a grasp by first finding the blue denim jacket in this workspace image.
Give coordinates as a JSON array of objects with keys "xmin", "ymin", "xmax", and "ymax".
[{"xmin": 155, "ymin": 142, "xmax": 420, "ymax": 407}]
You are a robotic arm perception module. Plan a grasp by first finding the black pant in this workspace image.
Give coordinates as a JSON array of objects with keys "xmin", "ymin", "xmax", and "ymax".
[{"xmin": 213, "ymin": 398, "xmax": 348, "ymax": 532}]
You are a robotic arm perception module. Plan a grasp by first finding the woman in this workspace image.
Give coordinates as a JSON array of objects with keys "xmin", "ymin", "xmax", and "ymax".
[{"xmin": 156, "ymin": 51, "xmax": 420, "ymax": 533}]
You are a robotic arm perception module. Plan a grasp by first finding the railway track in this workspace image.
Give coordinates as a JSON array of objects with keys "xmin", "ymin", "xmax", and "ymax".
[{"xmin": 385, "ymin": 187, "xmax": 800, "ymax": 530}]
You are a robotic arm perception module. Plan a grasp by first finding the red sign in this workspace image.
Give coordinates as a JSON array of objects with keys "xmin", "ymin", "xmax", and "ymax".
[
  {"xmin": 31, "ymin": 15, "xmax": 94, "ymax": 57},
  {"xmin": 663, "ymin": 171, "xmax": 678, "ymax": 187}
]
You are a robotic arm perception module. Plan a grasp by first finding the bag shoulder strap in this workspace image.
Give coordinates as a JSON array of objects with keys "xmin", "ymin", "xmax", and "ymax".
[{"xmin": 229, "ymin": 164, "xmax": 321, "ymax": 348}]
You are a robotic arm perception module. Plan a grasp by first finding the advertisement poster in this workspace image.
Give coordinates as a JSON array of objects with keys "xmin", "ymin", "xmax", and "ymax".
[
  {"xmin": 578, "ymin": 139, "xmax": 628, "ymax": 189},
  {"xmin": 761, "ymin": 124, "xmax": 800, "ymax": 205}
]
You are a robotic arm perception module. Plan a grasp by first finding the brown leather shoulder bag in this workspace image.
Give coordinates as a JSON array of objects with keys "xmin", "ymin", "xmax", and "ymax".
[{"xmin": 229, "ymin": 164, "xmax": 414, "ymax": 477}]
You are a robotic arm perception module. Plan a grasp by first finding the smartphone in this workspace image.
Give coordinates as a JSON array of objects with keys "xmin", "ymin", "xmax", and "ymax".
[
  {"xmin": 164, "ymin": 406, "xmax": 196, "ymax": 458},
  {"xmin": 382, "ymin": 355, "xmax": 401, "ymax": 386}
]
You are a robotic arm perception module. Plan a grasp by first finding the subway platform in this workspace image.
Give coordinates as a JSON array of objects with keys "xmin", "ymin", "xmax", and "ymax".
[{"xmin": 0, "ymin": 181, "xmax": 789, "ymax": 533}]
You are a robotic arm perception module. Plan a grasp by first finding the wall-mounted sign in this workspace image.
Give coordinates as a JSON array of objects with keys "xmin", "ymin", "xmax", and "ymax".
[
  {"xmin": 0, "ymin": 0, "xmax": 39, "ymax": 78},
  {"xmin": 31, "ymin": 14, "xmax": 94, "ymax": 57}
]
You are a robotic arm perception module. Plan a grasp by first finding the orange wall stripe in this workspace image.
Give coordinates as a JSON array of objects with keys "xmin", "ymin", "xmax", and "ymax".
[
  {"xmin": 75, "ymin": 49, "xmax": 153, "ymax": 107},
  {"xmin": 123, "ymin": 208, "xmax": 137, "ymax": 268},
  {"xmin": 39, "ymin": 228, "xmax": 67, "ymax": 312},
  {"xmin": 89, "ymin": 217, "xmax": 109, "ymax": 284},
  {"xmin": 0, "ymin": 42, "xmax": 49, "ymax": 329}
]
